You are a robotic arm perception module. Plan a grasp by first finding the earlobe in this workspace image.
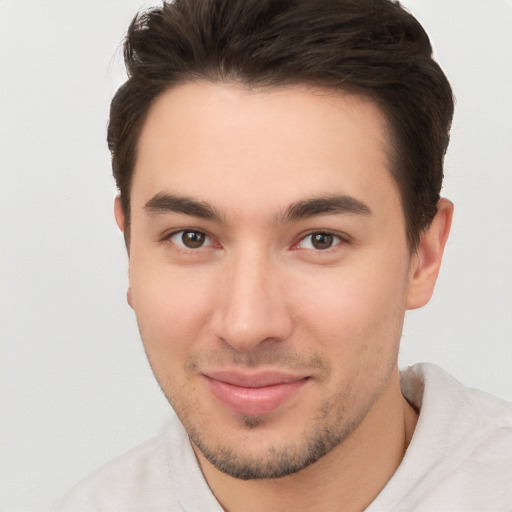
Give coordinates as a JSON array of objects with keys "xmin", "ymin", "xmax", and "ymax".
[{"xmin": 406, "ymin": 198, "xmax": 454, "ymax": 310}]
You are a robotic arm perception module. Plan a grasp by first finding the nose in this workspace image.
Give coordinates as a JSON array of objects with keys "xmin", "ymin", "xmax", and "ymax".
[{"xmin": 211, "ymin": 250, "xmax": 294, "ymax": 352}]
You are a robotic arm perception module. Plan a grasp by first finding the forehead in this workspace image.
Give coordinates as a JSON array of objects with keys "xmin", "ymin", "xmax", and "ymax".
[{"xmin": 131, "ymin": 82, "xmax": 400, "ymax": 221}]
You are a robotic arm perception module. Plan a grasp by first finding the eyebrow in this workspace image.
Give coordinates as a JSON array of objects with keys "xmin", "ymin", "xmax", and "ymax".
[
  {"xmin": 143, "ymin": 192, "xmax": 371, "ymax": 224},
  {"xmin": 277, "ymin": 195, "xmax": 372, "ymax": 223},
  {"xmin": 144, "ymin": 192, "xmax": 223, "ymax": 222}
]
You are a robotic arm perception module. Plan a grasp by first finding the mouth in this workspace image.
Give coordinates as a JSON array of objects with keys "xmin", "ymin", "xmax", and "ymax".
[{"xmin": 202, "ymin": 370, "xmax": 310, "ymax": 416}]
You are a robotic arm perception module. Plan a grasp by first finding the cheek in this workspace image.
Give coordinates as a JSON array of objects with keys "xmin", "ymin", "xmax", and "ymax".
[
  {"xmin": 129, "ymin": 257, "xmax": 218, "ymax": 358},
  {"xmin": 294, "ymin": 253, "xmax": 409, "ymax": 357}
]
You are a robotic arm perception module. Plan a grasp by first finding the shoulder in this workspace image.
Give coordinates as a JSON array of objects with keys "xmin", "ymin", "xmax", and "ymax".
[
  {"xmin": 401, "ymin": 362, "xmax": 512, "ymax": 432},
  {"xmin": 372, "ymin": 363, "xmax": 512, "ymax": 511},
  {"xmin": 55, "ymin": 430, "xmax": 177, "ymax": 511},
  {"xmin": 401, "ymin": 363, "xmax": 512, "ymax": 471},
  {"xmin": 56, "ymin": 415, "xmax": 223, "ymax": 512}
]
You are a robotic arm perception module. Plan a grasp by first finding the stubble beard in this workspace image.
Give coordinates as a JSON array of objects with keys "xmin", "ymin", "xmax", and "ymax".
[
  {"xmin": 144, "ymin": 341, "xmax": 398, "ymax": 481},
  {"xmin": 173, "ymin": 380, "xmax": 385, "ymax": 480}
]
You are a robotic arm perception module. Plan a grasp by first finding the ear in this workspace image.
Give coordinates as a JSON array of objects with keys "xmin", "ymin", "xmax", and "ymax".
[
  {"xmin": 114, "ymin": 196, "xmax": 126, "ymax": 232},
  {"xmin": 114, "ymin": 196, "xmax": 134, "ymax": 309},
  {"xmin": 114, "ymin": 196, "xmax": 130, "ymax": 252},
  {"xmin": 406, "ymin": 198, "xmax": 454, "ymax": 310}
]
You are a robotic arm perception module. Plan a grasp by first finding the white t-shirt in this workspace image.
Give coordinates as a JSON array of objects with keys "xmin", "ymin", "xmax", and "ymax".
[{"xmin": 56, "ymin": 364, "xmax": 512, "ymax": 511}]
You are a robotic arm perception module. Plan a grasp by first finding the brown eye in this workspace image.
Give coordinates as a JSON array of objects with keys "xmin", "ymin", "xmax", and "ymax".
[
  {"xmin": 311, "ymin": 233, "xmax": 334, "ymax": 249},
  {"xmin": 298, "ymin": 232, "xmax": 341, "ymax": 250},
  {"xmin": 170, "ymin": 230, "xmax": 211, "ymax": 249},
  {"xmin": 182, "ymin": 231, "xmax": 205, "ymax": 248}
]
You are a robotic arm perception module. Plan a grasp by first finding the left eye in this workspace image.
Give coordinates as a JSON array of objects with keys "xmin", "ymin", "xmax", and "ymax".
[
  {"xmin": 169, "ymin": 230, "xmax": 213, "ymax": 249},
  {"xmin": 297, "ymin": 232, "xmax": 342, "ymax": 250}
]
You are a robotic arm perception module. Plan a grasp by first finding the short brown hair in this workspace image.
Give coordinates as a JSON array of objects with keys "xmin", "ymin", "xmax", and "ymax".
[{"xmin": 108, "ymin": 0, "xmax": 454, "ymax": 248}]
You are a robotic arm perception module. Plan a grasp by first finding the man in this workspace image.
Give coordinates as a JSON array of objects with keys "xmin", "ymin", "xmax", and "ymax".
[{"xmin": 58, "ymin": 0, "xmax": 512, "ymax": 510}]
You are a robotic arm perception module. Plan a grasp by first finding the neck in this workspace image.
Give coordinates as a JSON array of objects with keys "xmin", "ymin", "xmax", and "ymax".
[{"xmin": 196, "ymin": 368, "xmax": 418, "ymax": 512}]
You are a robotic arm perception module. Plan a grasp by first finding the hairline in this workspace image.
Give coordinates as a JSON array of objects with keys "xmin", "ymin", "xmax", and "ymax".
[
  {"xmin": 119, "ymin": 79, "xmax": 420, "ymax": 253},
  {"xmin": 121, "ymin": 78, "xmax": 415, "ymax": 249}
]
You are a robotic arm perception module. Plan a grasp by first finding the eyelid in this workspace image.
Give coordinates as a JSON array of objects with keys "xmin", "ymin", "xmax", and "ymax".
[
  {"xmin": 159, "ymin": 227, "xmax": 350, "ymax": 251},
  {"xmin": 293, "ymin": 229, "xmax": 350, "ymax": 250},
  {"xmin": 162, "ymin": 228, "xmax": 218, "ymax": 250}
]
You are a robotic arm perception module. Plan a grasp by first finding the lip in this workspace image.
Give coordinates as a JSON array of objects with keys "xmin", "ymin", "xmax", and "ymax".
[{"xmin": 203, "ymin": 370, "xmax": 309, "ymax": 416}]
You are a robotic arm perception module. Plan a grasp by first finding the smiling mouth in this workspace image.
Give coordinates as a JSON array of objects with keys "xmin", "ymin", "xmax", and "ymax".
[{"xmin": 203, "ymin": 370, "xmax": 310, "ymax": 416}]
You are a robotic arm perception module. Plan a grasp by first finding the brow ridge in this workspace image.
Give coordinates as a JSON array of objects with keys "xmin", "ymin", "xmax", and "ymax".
[
  {"xmin": 143, "ymin": 192, "xmax": 223, "ymax": 222},
  {"xmin": 277, "ymin": 195, "xmax": 372, "ymax": 223},
  {"xmin": 144, "ymin": 192, "xmax": 371, "ymax": 224}
]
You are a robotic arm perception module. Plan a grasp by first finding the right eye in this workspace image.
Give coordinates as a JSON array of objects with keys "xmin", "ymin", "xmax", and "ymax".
[
  {"xmin": 169, "ymin": 230, "xmax": 213, "ymax": 249},
  {"xmin": 295, "ymin": 231, "xmax": 345, "ymax": 251}
]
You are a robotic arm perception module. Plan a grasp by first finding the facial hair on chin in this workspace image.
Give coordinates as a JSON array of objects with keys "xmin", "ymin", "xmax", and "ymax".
[{"xmin": 173, "ymin": 351, "xmax": 388, "ymax": 480}]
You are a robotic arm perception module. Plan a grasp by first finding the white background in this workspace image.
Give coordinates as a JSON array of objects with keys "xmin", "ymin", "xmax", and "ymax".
[{"xmin": 1, "ymin": 1, "xmax": 511, "ymax": 510}]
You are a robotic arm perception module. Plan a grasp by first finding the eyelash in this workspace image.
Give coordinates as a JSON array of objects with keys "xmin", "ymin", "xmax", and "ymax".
[
  {"xmin": 162, "ymin": 229, "xmax": 217, "ymax": 251},
  {"xmin": 162, "ymin": 229, "xmax": 349, "ymax": 253},
  {"xmin": 293, "ymin": 231, "xmax": 348, "ymax": 252}
]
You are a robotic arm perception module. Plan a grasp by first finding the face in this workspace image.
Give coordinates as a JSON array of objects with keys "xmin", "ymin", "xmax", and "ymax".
[{"xmin": 123, "ymin": 82, "xmax": 416, "ymax": 479}]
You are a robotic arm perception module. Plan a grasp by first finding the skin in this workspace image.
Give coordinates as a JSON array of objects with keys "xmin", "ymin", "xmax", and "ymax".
[{"xmin": 115, "ymin": 82, "xmax": 453, "ymax": 512}]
